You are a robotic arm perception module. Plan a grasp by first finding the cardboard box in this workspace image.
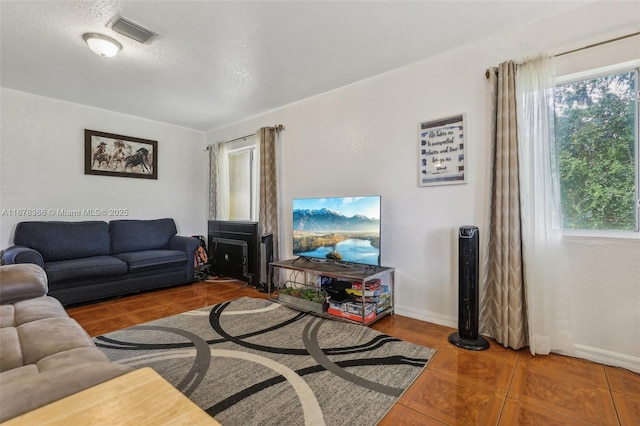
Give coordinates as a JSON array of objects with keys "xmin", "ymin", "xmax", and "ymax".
[
  {"xmin": 345, "ymin": 285, "xmax": 390, "ymax": 297},
  {"xmin": 329, "ymin": 300, "xmax": 347, "ymax": 311},
  {"xmin": 351, "ymin": 279, "xmax": 382, "ymax": 290},
  {"xmin": 328, "ymin": 307, "xmax": 376, "ymax": 323},
  {"xmin": 345, "ymin": 302, "xmax": 376, "ymax": 317},
  {"xmin": 354, "ymin": 293, "xmax": 389, "ymax": 303}
]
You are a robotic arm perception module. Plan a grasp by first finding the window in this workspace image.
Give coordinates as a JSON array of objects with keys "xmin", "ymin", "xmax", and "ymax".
[
  {"xmin": 554, "ymin": 68, "xmax": 639, "ymax": 232},
  {"xmin": 227, "ymin": 145, "xmax": 257, "ymax": 221}
]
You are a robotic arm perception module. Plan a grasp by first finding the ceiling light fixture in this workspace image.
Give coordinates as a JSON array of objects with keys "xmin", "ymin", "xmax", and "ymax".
[{"xmin": 83, "ymin": 33, "xmax": 122, "ymax": 57}]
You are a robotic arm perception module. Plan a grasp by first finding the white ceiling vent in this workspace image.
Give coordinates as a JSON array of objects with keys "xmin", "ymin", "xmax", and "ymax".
[{"xmin": 110, "ymin": 17, "xmax": 156, "ymax": 44}]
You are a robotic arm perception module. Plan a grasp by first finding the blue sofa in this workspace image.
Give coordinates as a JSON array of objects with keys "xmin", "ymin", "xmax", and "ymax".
[{"xmin": 1, "ymin": 218, "xmax": 200, "ymax": 305}]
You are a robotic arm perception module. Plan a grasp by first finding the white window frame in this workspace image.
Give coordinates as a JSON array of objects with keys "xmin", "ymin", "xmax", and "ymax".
[
  {"xmin": 226, "ymin": 137, "xmax": 258, "ymax": 222},
  {"xmin": 555, "ymin": 61, "xmax": 640, "ymax": 239}
]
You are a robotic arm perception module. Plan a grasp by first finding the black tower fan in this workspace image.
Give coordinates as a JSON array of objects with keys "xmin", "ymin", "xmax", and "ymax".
[{"xmin": 448, "ymin": 226, "xmax": 490, "ymax": 351}]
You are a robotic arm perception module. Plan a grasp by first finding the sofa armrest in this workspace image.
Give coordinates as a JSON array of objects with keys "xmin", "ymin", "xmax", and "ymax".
[
  {"xmin": 0, "ymin": 264, "xmax": 49, "ymax": 304},
  {"xmin": 169, "ymin": 235, "xmax": 200, "ymax": 256},
  {"xmin": 2, "ymin": 246, "xmax": 45, "ymax": 268},
  {"xmin": 169, "ymin": 235, "xmax": 200, "ymax": 278}
]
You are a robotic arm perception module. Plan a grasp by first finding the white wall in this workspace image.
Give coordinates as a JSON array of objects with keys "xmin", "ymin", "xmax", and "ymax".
[
  {"xmin": 207, "ymin": 2, "xmax": 640, "ymax": 371},
  {"xmin": 1, "ymin": 2, "xmax": 636, "ymax": 372},
  {"xmin": 0, "ymin": 89, "xmax": 209, "ymax": 245}
]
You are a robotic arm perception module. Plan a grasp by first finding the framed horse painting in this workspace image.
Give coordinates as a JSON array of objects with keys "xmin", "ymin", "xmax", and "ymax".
[{"xmin": 84, "ymin": 129, "xmax": 158, "ymax": 179}]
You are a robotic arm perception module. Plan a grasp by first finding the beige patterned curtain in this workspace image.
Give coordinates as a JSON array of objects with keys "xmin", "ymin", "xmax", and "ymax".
[
  {"xmin": 207, "ymin": 142, "xmax": 229, "ymax": 220},
  {"xmin": 258, "ymin": 127, "xmax": 280, "ymax": 261},
  {"xmin": 480, "ymin": 60, "xmax": 529, "ymax": 350}
]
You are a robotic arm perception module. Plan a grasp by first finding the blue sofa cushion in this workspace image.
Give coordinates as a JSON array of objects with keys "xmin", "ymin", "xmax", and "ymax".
[
  {"xmin": 110, "ymin": 219, "xmax": 177, "ymax": 255},
  {"xmin": 113, "ymin": 250, "xmax": 188, "ymax": 273},
  {"xmin": 45, "ymin": 256, "xmax": 128, "ymax": 284},
  {"xmin": 14, "ymin": 221, "xmax": 110, "ymax": 262}
]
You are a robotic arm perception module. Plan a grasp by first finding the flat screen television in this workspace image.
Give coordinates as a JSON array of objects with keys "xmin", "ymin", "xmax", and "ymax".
[
  {"xmin": 208, "ymin": 220, "xmax": 260, "ymax": 285},
  {"xmin": 292, "ymin": 196, "xmax": 381, "ymax": 266}
]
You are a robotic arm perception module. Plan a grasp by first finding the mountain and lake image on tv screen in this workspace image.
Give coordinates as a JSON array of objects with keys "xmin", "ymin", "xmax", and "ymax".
[{"xmin": 292, "ymin": 196, "xmax": 381, "ymax": 266}]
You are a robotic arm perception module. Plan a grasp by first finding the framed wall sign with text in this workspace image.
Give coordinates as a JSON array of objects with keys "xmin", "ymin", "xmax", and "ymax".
[{"xmin": 418, "ymin": 114, "xmax": 466, "ymax": 187}]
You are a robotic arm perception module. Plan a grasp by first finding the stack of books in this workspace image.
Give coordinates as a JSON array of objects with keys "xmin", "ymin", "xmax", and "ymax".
[
  {"xmin": 328, "ymin": 279, "xmax": 391, "ymax": 322},
  {"xmin": 346, "ymin": 279, "xmax": 390, "ymax": 313}
]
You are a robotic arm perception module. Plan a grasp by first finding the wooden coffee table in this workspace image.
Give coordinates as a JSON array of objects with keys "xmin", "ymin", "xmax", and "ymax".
[{"xmin": 3, "ymin": 367, "xmax": 220, "ymax": 425}]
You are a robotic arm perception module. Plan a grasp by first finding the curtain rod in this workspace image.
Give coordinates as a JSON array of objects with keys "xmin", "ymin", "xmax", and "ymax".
[
  {"xmin": 204, "ymin": 133, "xmax": 253, "ymax": 151},
  {"xmin": 223, "ymin": 133, "xmax": 255, "ymax": 145},
  {"xmin": 485, "ymin": 31, "xmax": 640, "ymax": 79},
  {"xmin": 206, "ymin": 124, "xmax": 285, "ymax": 150},
  {"xmin": 555, "ymin": 31, "xmax": 640, "ymax": 58}
]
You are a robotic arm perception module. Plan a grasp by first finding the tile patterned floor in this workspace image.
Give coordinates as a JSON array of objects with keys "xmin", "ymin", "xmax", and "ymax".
[{"xmin": 67, "ymin": 279, "xmax": 640, "ymax": 425}]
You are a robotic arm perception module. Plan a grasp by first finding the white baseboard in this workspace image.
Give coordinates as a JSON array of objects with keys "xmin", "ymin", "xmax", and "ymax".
[
  {"xmin": 394, "ymin": 306, "xmax": 640, "ymax": 374},
  {"xmin": 560, "ymin": 344, "xmax": 640, "ymax": 374},
  {"xmin": 393, "ymin": 305, "xmax": 457, "ymax": 329}
]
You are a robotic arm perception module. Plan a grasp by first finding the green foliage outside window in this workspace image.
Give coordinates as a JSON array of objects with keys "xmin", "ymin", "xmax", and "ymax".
[{"xmin": 554, "ymin": 70, "xmax": 638, "ymax": 231}]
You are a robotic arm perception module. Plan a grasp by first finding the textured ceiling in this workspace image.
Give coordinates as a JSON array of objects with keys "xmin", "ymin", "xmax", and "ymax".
[{"xmin": 1, "ymin": 1, "xmax": 591, "ymax": 132}]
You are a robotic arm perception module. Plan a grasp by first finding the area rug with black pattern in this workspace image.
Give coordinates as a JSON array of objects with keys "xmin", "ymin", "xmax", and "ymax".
[{"xmin": 94, "ymin": 297, "xmax": 435, "ymax": 426}]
